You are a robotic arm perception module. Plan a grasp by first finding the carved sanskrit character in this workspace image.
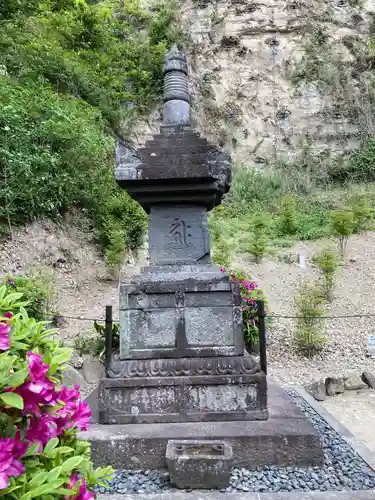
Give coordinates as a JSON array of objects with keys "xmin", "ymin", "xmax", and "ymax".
[{"xmin": 170, "ymin": 217, "xmax": 191, "ymax": 245}]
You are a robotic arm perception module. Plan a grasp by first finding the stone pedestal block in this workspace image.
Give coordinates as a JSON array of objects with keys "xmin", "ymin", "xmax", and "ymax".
[
  {"xmin": 119, "ymin": 265, "xmax": 244, "ymax": 360},
  {"xmin": 98, "ymin": 359, "xmax": 267, "ymax": 424}
]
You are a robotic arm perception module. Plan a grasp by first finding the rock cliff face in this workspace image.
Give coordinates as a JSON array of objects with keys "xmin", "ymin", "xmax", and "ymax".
[{"xmin": 176, "ymin": 0, "xmax": 375, "ymax": 164}]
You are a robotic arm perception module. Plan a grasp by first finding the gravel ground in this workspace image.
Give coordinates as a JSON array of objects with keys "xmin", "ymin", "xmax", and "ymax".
[{"xmin": 95, "ymin": 390, "xmax": 375, "ymax": 495}]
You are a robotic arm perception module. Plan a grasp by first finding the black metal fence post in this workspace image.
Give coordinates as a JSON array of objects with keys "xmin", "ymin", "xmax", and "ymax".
[
  {"xmin": 104, "ymin": 305, "xmax": 113, "ymax": 377},
  {"xmin": 257, "ymin": 300, "xmax": 267, "ymax": 375}
]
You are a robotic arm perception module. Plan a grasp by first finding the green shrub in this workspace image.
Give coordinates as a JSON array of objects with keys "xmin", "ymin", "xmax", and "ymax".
[
  {"xmin": 278, "ymin": 195, "xmax": 298, "ymax": 235},
  {"xmin": 349, "ymin": 194, "xmax": 373, "ymax": 232},
  {"xmin": 294, "ymin": 282, "xmax": 327, "ymax": 354},
  {"xmin": 98, "ymin": 190, "xmax": 147, "ymax": 268},
  {"xmin": 2, "ymin": 275, "xmax": 52, "ymax": 321},
  {"xmin": 329, "ymin": 209, "xmax": 355, "ymax": 258},
  {"xmin": 247, "ymin": 214, "xmax": 269, "ymax": 263},
  {"xmin": 212, "ymin": 238, "xmax": 231, "ymax": 268},
  {"xmin": 312, "ymin": 248, "xmax": 340, "ymax": 301},
  {"xmin": 73, "ymin": 321, "xmax": 120, "ymax": 359},
  {"xmin": 0, "ymin": 0, "xmax": 180, "ymax": 261},
  {"xmin": 347, "ymin": 140, "xmax": 375, "ymax": 183}
]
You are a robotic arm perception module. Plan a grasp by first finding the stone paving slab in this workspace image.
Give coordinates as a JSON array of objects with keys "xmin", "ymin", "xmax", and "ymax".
[{"xmin": 98, "ymin": 492, "xmax": 375, "ymax": 499}]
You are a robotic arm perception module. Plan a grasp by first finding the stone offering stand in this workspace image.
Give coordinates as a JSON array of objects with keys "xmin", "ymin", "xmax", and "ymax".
[{"xmin": 83, "ymin": 45, "xmax": 325, "ymax": 489}]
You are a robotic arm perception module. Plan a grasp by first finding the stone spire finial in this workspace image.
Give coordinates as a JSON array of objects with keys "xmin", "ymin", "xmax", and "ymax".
[{"xmin": 162, "ymin": 45, "xmax": 190, "ymax": 126}]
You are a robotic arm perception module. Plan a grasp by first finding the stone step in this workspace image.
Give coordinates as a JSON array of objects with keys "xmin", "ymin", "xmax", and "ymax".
[
  {"xmin": 140, "ymin": 142, "xmax": 211, "ymax": 157},
  {"xmin": 143, "ymin": 152, "xmax": 214, "ymax": 167},
  {"xmin": 150, "ymin": 132, "xmax": 201, "ymax": 141}
]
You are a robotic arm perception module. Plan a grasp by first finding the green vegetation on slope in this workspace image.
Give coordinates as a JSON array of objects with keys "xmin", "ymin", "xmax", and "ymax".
[
  {"xmin": 0, "ymin": 0, "xmax": 181, "ymax": 267},
  {"xmin": 211, "ymin": 151, "xmax": 375, "ymax": 262}
]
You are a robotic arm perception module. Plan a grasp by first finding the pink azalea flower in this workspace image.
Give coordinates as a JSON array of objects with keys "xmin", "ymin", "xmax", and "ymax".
[
  {"xmin": 55, "ymin": 386, "xmax": 91, "ymax": 433},
  {"xmin": 72, "ymin": 402, "xmax": 91, "ymax": 431},
  {"xmin": 66, "ymin": 474, "xmax": 95, "ymax": 500},
  {"xmin": 28, "ymin": 352, "xmax": 49, "ymax": 381},
  {"xmin": 0, "ymin": 323, "xmax": 10, "ymax": 351},
  {"xmin": 12, "ymin": 439, "xmax": 28, "ymax": 460},
  {"xmin": 26, "ymin": 415, "xmax": 58, "ymax": 448},
  {"xmin": 15, "ymin": 353, "xmax": 56, "ymax": 414},
  {"xmin": 0, "ymin": 439, "xmax": 24, "ymax": 490}
]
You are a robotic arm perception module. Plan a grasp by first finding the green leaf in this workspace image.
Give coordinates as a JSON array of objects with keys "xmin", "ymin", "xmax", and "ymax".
[
  {"xmin": 6, "ymin": 368, "xmax": 28, "ymax": 388},
  {"xmin": 55, "ymin": 446, "xmax": 74, "ymax": 455},
  {"xmin": 60, "ymin": 456, "xmax": 83, "ymax": 473},
  {"xmin": 23, "ymin": 441, "xmax": 41, "ymax": 457},
  {"xmin": 49, "ymin": 348, "xmax": 73, "ymax": 366},
  {"xmin": 0, "ymin": 484, "xmax": 22, "ymax": 496},
  {"xmin": 29, "ymin": 484, "xmax": 55, "ymax": 498},
  {"xmin": 10, "ymin": 341, "xmax": 29, "ymax": 350},
  {"xmin": 47, "ymin": 465, "xmax": 62, "ymax": 482},
  {"xmin": 55, "ymin": 489, "xmax": 76, "ymax": 496},
  {"xmin": 19, "ymin": 493, "xmax": 32, "ymax": 500},
  {"xmin": 43, "ymin": 437, "xmax": 59, "ymax": 456},
  {"xmin": 0, "ymin": 392, "xmax": 24, "ymax": 409},
  {"xmin": 93, "ymin": 320, "xmax": 103, "ymax": 334},
  {"xmin": 3, "ymin": 292, "xmax": 24, "ymax": 303},
  {"xmin": 29, "ymin": 471, "xmax": 48, "ymax": 487},
  {"xmin": 31, "ymin": 479, "xmax": 65, "ymax": 497}
]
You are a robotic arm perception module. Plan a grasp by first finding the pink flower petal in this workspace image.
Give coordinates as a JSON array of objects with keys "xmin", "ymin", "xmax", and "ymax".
[{"xmin": 0, "ymin": 472, "xmax": 9, "ymax": 490}]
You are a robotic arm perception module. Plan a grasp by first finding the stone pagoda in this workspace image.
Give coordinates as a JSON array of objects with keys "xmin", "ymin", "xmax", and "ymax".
[
  {"xmin": 99, "ymin": 44, "xmax": 267, "ymax": 424},
  {"xmin": 84, "ymin": 46, "xmax": 323, "ymax": 472}
]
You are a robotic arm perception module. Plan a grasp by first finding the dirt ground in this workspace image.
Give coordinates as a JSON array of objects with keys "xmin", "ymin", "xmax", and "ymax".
[{"xmin": 321, "ymin": 389, "xmax": 375, "ymax": 453}]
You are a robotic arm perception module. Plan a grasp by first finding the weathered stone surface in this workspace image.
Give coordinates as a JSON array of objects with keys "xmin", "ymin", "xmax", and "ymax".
[
  {"xmin": 164, "ymin": 101, "xmax": 190, "ymax": 126},
  {"xmin": 344, "ymin": 375, "xmax": 367, "ymax": 391},
  {"xmin": 148, "ymin": 205, "xmax": 210, "ymax": 265},
  {"xmin": 361, "ymin": 371, "xmax": 375, "ymax": 389},
  {"xmin": 106, "ymin": 353, "xmax": 260, "ymax": 379},
  {"xmin": 325, "ymin": 377, "xmax": 344, "ymax": 397},
  {"xmin": 115, "ymin": 129, "xmax": 231, "ymax": 212},
  {"xmin": 306, "ymin": 381, "xmax": 326, "ymax": 401},
  {"xmin": 83, "ymin": 382, "xmax": 323, "ymax": 470},
  {"xmin": 166, "ymin": 440, "xmax": 233, "ymax": 489},
  {"xmin": 119, "ymin": 265, "xmax": 243, "ymax": 360},
  {"xmin": 98, "ymin": 371, "xmax": 267, "ymax": 424}
]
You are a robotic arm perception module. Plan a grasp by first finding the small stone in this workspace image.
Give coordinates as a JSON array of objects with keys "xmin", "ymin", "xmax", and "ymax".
[
  {"xmin": 82, "ymin": 355, "xmax": 104, "ymax": 383},
  {"xmin": 361, "ymin": 371, "xmax": 375, "ymax": 389},
  {"xmin": 70, "ymin": 352, "xmax": 84, "ymax": 369},
  {"xmin": 325, "ymin": 377, "xmax": 344, "ymax": 396},
  {"xmin": 62, "ymin": 366, "xmax": 86, "ymax": 388},
  {"xmin": 306, "ymin": 381, "xmax": 326, "ymax": 401},
  {"xmin": 344, "ymin": 374, "xmax": 367, "ymax": 391}
]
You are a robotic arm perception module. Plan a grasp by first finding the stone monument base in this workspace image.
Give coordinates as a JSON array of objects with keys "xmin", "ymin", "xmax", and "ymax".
[
  {"xmin": 83, "ymin": 381, "xmax": 323, "ymax": 470},
  {"xmin": 98, "ymin": 362, "xmax": 267, "ymax": 424},
  {"xmin": 99, "ymin": 353, "xmax": 267, "ymax": 424}
]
